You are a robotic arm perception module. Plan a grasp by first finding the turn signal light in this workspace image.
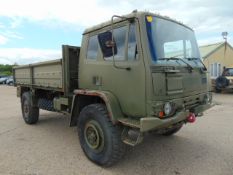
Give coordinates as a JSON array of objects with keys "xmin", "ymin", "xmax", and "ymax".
[{"xmin": 159, "ymin": 111, "xmax": 165, "ymax": 118}]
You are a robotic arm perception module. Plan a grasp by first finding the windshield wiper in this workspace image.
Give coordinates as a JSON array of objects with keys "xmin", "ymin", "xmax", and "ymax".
[
  {"xmin": 158, "ymin": 57, "xmax": 193, "ymax": 72},
  {"xmin": 186, "ymin": 57, "xmax": 207, "ymax": 71}
]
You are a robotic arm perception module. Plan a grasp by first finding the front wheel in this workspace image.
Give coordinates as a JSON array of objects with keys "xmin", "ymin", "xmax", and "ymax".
[
  {"xmin": 21, "ymin": 92, "xmax": 39, "ymax": 124},
  {"xmin": 77, "ymin": 104, "xmax": 126, "ymax": 167}
]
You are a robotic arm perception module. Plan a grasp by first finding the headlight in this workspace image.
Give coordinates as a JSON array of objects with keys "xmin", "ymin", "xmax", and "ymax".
[{"xmin": 164, "ymin": 102, "xmax": 172, "ymax": 115}]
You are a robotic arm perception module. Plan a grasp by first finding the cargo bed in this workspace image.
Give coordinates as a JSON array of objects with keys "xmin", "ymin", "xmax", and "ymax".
[
  {"xmin": 14, "ymin": 59, "xmax": 63, "ymax": 91},
  {"xmin": 13, "ymin": 45, "xmax": 80, "ymax": 96}
]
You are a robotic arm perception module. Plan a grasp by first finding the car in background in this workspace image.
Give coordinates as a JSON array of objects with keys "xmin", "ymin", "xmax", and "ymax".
[
  {"xmin": 215, "ymin": 67, "xmax": 233, "ymax": 92},
  {"xmin": 6, "ymin": 76, "xmax": 14, "ymax": 85},
  {"xmin": 0, "ymin": 76, "xmax": 8, "ymax": 84}
]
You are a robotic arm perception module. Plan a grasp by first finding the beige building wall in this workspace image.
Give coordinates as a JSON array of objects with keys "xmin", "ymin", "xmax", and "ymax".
[
  {"xmin": 203, "ymin": 44, "xmax": 233, "ymax": 88},
  {"xmin": 203, "ymin": 45, "xmax": 233, "ymax": 71}
]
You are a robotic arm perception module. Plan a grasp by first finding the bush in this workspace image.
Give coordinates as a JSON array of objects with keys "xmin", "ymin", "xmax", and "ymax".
[{"xmin": 0, "ymin": 64, "xmax": 14, "ymax": 76}]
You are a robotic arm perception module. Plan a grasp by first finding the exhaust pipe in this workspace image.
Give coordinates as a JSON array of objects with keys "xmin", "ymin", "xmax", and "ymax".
[{"xmin": 187, "ymin": 113, "xmax": 196, "ymax": 123}]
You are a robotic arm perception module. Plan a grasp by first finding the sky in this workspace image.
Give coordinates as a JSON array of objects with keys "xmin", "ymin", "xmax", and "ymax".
[{"xmin": 0, "ymin": 0, "xmax": 232, "ymax": 65}]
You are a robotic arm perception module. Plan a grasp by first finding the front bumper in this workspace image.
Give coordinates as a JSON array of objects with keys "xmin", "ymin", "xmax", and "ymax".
[{"xmin": 140, "ymin": 103, "xmax": 212, "ymax": 132}]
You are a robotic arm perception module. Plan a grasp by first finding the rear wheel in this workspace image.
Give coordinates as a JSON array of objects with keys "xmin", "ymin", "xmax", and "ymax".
[
  {"xmin": 21, "ymin": 92, "xmax": 39, "ymax": 124},
  {"xmin": 8, "ymin": 82, "xmax": 13, "ymax": 86},
  {"xmin": 78, "ymin": 104, "xmax": 126, "ymax": 167}
]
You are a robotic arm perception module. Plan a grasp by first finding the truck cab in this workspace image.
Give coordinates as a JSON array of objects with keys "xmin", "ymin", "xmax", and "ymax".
[{"xmin": 78, "ymin": 11, "xmax": 212, "ymax": 131}]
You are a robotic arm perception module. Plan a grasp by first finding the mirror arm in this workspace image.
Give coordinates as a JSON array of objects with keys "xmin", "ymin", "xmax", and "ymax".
[{"xmin": 111, "ymin": 15, "xmax": 132, "ymax": 71}]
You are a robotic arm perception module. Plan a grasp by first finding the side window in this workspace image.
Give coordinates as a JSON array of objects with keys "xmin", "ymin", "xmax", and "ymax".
[
  {"xmin": 128, "ymin": 23, "xmax": 137, "ymax": 60},
  {"xmin": 87, "ymin": 35, "xmax": 98, "ymax": 60},
  {"xmin": 105, "ymin": 26, "xmax": 127, "ymax": 60}
]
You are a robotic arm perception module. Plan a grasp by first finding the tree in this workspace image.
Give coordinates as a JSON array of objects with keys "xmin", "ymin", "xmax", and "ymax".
[{"xmin": 0, "ymin": 64, "xmax": 14, "ymax": 76}]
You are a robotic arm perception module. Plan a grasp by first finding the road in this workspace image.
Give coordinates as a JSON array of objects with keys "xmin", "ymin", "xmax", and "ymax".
[{"xmin": 0, "ymin": 86, "xmax": 232, "ymax": 175}]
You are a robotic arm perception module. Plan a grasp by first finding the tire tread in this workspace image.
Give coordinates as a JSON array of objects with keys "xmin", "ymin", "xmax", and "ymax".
[
  {"xmin": 21, "ymin": 92, "xmax": 39, "ymax": 124},
  {"xmin": 78, "ymin": 103, "xmax": 126, "ymax": 167}
]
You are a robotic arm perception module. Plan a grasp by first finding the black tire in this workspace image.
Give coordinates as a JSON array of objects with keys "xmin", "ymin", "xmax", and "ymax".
[
  {"xmin": 21, "ymin": 92, "xmax": 39, "ymax": 124},
  {"xmin": 215, "ymin": 76, "xmax": 229, "ymax": 89},
  {"xmin": 161, "ymin": 124, "xmax": 183, "ymax": 136},
  {"xmin": 78, "ymin": 104, "xmax": 126, "ymax": 167},
  {"xmin": 8, "ymin": 81, "xmax": 13, "ymax": 86}
]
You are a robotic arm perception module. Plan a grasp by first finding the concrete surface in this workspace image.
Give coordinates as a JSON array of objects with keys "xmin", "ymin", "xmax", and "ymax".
[{"xmin": 0, "ymin": 85, "xmax": 232, "ymax": 175}]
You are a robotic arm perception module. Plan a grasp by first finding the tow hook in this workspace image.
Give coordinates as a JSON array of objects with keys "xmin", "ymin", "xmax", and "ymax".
[{"xmin": 187, "ymin": 113, "xmax": 196, "ymax": 123}]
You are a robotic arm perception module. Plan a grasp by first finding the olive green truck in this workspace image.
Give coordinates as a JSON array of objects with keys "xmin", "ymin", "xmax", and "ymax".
[{"xmin": 13, "ymin": 11, "xmax": 212, "ymax": 166}]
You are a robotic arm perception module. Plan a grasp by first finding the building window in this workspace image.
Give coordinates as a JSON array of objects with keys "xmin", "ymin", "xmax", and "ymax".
[
  {"xmin": 210, "ymin": 64, "xmax": 214, "ymax": 77},
  {"xmin": 210, "ymin": 63, "xmax": 221, "ymax": 78},
  {"xmin": 218, "ymin": 63, "xmax": 221, "ymax": 77}
]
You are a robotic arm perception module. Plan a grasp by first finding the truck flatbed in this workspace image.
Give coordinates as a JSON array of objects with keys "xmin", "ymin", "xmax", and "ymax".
[
  {"xmin": 14, "ymin": 59, "xmax": 63, "ymax": 91},
  {"xmin": 13, "ymin": 45, "xmax": 80, "ymax": 95}
]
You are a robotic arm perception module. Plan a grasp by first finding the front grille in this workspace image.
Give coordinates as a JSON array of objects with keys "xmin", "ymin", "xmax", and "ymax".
[{"xmin": 184, "ymin": 98, "xmax": 200, "ymax": 109}]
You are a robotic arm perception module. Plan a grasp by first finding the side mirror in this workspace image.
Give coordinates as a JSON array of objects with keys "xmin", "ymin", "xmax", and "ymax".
[{"xmin": 98, "ymin": 31, "xmax": 117, "ymax": 57}]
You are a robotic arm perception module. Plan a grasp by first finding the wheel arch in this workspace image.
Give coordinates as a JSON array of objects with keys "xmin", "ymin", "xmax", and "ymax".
[{"xmin": 70, "ymin": 89, "xmax": 124, "ymax": 127}]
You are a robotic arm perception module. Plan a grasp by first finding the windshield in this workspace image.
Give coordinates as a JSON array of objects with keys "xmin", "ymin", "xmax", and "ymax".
[
  {"xmin": 146, "ymin": 16, "xmax": 203, "ymax": 67},
  {"xmin": 223, "ymin": 68, "xmax": 233, "ymax": 76}
]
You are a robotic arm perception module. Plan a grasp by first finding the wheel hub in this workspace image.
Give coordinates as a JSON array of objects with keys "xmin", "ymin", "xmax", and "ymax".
[
  {"xmin": 23, "ymin": 102, "xmax": 29, "ymax": 117},
  {"xmin": 84, "ymin": 120, "xmax": 104, "ymax": 152}
]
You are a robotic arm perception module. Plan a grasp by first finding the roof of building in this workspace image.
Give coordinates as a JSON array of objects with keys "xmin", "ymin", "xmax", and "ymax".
[{"xmin": 199, "ymin": 42, "xmax": 233, "ymax": 59}]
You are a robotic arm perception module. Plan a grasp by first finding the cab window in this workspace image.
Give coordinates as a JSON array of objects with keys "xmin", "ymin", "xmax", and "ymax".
[
  {"xmin": 163, "ymin": 40, "xmax": 193, "ymax": 58},
  {"xmin": 128, "ymin": 23, "xmax": 137, "ymax": 60},
  {"xmin": 87, "ymin": 35, "xmax": 98, "ymax": 60},
  {"xmin": 223, "ymin": 68, "xmax": 233, "ymax": 76},
  {"xmin": 105, "ymin": 26, "xmax": 127, "ymax": 60}
]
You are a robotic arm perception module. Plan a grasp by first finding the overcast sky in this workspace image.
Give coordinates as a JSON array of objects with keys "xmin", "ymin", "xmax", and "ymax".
[{"xmin": 0, "ymin": 0, "xmax": 232, "ymax": 64}]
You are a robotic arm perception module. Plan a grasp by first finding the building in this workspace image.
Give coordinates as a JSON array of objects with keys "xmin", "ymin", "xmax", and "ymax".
[{"xmin": 201, "ymin": 42, "xmax": 233, "ymax": 80}]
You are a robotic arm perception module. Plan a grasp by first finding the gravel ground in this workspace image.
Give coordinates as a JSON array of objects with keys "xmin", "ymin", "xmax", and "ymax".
[{"xmin": 0, "ymin": 85, "xmax": 232, "ymax": 175}]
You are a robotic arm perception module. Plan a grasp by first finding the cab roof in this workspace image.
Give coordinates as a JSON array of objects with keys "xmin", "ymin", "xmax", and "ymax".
[{"xmin": 83, "ymin": 11, "xmax": 193, "ymax": 34}]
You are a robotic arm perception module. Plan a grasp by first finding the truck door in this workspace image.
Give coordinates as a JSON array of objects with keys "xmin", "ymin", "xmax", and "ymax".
[{"xmin": 80, "ymin": 21, "xmax": 146, "ymax": 117}]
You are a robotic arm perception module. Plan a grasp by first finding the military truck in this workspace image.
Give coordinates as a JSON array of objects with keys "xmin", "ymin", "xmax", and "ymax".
[
  {"xmin": 13, "ymin": 11, "xmax": 212, "ymax": 166},
  {"xmin": 215, "ymin": 67, "xmax": 233, "ymax": 92}
]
